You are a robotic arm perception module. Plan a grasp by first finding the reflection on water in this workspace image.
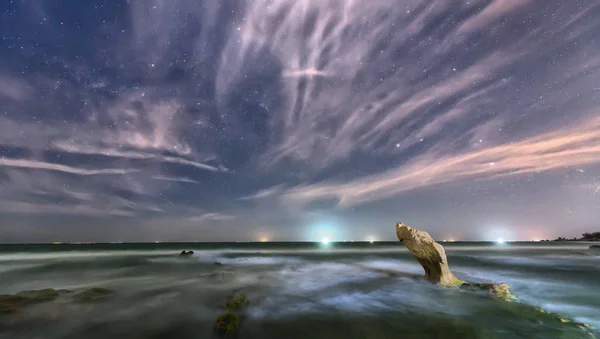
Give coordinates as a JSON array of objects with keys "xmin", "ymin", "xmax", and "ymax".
[{"xmin": 0, "ymin": 242, "xmax": 598, "ymax": 339}]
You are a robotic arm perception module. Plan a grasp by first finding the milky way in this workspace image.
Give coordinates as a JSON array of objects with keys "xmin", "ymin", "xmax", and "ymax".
[{"xmin": 0, "ymin": 0, "xmax": 599, "ymax": 242}]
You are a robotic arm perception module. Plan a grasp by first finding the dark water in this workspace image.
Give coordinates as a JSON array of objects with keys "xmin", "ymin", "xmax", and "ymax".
[{"xmin": 1, "ymin": 242, "xmax": 599, "ymax": 339}]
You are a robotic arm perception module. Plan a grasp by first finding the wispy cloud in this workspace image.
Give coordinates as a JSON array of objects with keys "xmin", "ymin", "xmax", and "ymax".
[
  {"xmin": 186, "ymin": 213, "xmax": 237, "ymax": 222},
  {"xmin": 455, "ymin": 0, "xmax": 534, "ymax": 36},
  {"xmin": 0, "ymin": 200, "xmax": 136, "ymax": 217},
  {"xmin": 278, "ymin": 116, "xmax": 600, "ymax": 208},
  {"xmin": 238, "ymin": 185, "xmax": 286, "ymax": 201},
  {"xmin": 282, "ymin": 68, "xmax": 329, "ymax": 78},
  {"xmin": 52, "ymin": 142, "xmax": 223, "ymax": 172},
  {"xmin": 0, "ymin": 74, "xmax": 34, "ymax": 101},
  {"xmin": 151, "ymin": 175, "xmax": 200, "ymax": 184},
  {"xmin": 210, "ymin": 0, "xmax": 598, "ymax": 172},
  {"xmin": 585, "ymin": 182, "xmax": 600, "ymax": 196},
  {"xmin": 0, "ymin": 158, "xmax": 137, "ymax": 176}
]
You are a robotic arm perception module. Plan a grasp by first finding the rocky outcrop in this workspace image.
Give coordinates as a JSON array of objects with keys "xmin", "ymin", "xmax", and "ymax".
[
  {"xmin": 180, "ymin": 250, "xmax": 194, "ymax": 257},
  {"xmin": 395, "ymin": 222, "xmax": 593, "ymax": 335},
  {"xmin": 396, "ymin": 222, "xmax": 522, "ymax": 301},
  {"xmin": 459, "ymin": 282, "xmax": 518, "ymax": 302},
  {"xmin": 396, "ymin": 222, "xmax": 464, "ymax": 286}
]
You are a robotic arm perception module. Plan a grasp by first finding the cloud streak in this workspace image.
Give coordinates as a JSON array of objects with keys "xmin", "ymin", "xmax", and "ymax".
[
  {"xmin": 186, "ymin": 213, "xmax": 237, "ymax": 223},
  {"xmin": 0, "ymin": 158, "xmax": 137, "ymax": 176},
  {"xmin": 0, "ymin": 74, "xmax": 34, "ymax": 101},
  {"xmin": 279, "ymin": 116, "xmax": 600, "ymax": 208},
  {"xmin": 151, "ymin": 175, "xmax": 200, "ymax": 184},
  {"xmin": 52, "ymin": 142, "xmax": 223, "ymax": 172}
]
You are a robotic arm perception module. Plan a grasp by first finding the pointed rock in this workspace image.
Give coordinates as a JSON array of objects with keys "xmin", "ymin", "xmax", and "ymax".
[
  {"xmin": 396, "ymin": 222, "xmax": 464, "ymax": 286},
  {"xmin": 394, "ymin": 222, "xmax": 592, "ymax": 335}
]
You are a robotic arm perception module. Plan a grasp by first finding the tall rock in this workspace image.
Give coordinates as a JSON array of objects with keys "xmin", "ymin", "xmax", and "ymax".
[
  {"xmin": 394, "ymin": 222, "xmax": 592, "ymax": 335},
  {"xmin": 396, "ymin": 222, "xmax": 464, "ymax": 286}
]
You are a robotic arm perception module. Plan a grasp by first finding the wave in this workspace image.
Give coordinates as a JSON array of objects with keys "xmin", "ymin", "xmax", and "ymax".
[{"xmin": 1, "ymin": 244, "xmax": 599, "ymax": 338}]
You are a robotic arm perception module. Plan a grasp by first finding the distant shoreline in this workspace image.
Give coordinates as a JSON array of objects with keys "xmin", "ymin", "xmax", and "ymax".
[{"xmin": 542, "ymin": 234, "xmax": 600, "ymax": 242}]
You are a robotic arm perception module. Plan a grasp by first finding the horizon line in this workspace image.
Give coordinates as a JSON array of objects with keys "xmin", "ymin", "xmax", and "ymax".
[{"xmin": 1, "ymin": 239, "xmax": 591, "ymax": 245}]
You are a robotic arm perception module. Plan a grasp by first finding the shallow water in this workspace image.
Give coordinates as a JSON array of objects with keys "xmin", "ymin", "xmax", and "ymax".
[{"xmin": 0, "ymin": 242, "xmax": 598, "ymax": 339}]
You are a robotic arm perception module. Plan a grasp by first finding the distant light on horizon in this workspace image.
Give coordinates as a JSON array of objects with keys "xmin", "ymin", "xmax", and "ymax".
[
  {"xmin": 487, "ymin": 228, "xmax": 512, "ymax": 244},
  {"xmin": 321, "ymin": 237, "xmax": 330, "ymax": 245},
  {"xmin": 310, "ymin": 220, "xmax": 342, "ymax": 243}
]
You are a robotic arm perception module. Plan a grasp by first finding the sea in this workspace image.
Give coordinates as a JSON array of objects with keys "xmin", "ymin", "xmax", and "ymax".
[{"xmin": 0, "ymin": 241, "xmax": 598, "ymax": 339}]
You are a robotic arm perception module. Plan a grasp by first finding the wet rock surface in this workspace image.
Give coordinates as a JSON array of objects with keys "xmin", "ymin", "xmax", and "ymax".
[
  {"xmin": 396, "ymin": 222, "xmax": 463, "ymax": 286},
  {"xmin": 214, "ymin": 293, "xmax": 251, "ymax": 337},
  {"xmin": 0, "ymin": 288, "xmax": 61, "ymax": 314},
  {"xmin": 72, "ymin": 287, "xmax": 114, "ymax": 303},
  {"xmin": 396, "ymin": 221, "xmax": 595, "ymax": 337},
  {"xmin": 1, "ymin": 287, "xmax": 115, "ymax": 315}
]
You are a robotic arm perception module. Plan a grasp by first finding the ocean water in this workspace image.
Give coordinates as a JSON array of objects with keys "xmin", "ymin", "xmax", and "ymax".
[{"xmin": 0, "ymin": 242, "xmax": 598, "ymax": 339}]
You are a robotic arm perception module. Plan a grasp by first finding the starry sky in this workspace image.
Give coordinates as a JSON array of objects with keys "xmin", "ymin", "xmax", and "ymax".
[{"xmin": 0, "ymin": 0, "xmax": 599, "ymax": 243}]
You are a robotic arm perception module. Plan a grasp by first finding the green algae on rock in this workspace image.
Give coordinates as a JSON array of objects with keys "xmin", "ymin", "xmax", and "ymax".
[
  {"xmin": 224, "ymin": 293, "xmax": 250, "ymax": 310},
  {"xmin": 0, "ymin": 294, "xmax": 27, "ymax": 314},
  {"xmin": 215, "ymin": 313, "xmax": 240, "ymax": 336},
  {"xmin": 459, "ymin": 282, "xmax": 519, "ymax": 302},
  {"xmin": 214, "ymin": 293, "xmax": 251, "ymax": 337},
  {"xmin": 0, "ymin": 288, "xmax": 61, "ymax": 314},
  {"xmin": 1, "ymin": 287, "xmax": 116, "ymax": 315},
  {"xmin": 15, "ymin": 288, "xmax": 60, "ymax": 303},
  {"xmin": 72, "ymin": 287, "xmax": 114, "ymax": 303}
]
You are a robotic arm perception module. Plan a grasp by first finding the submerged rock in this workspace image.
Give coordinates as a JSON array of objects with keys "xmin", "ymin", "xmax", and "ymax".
[
  {"xmin": 0, "ymin": 288, "xmax": 60, "ymax": 314},
  {"xmin": 396, "ymin": 222, "xmax": 463, "ymax": 286},
  {"xmin": 179, "ymin": 250, "xmax": 194, "ymax": 257},
  {"xmin": 1, "ymin": 287, "xmax": 115, "ymax": 317},
  {"xmin": 15, "ymin": 288, "xmax": 59, "ymax": 303},
  {"xmin": 224, "ymin": 293, "xmax": 250, "ymax": 310},
  {"xmin": 215, "ymin": 313, "xmax": 240, "ymax": 336},
  {"xmin": 211, "ymin": 270, "xmax": 235, "ymax": 281},
  {"xmin": 72, "ymin": 287, "xmax": 114, "ymax": 303},
  {"xmin": 460, "ymin": 282, "xmax": 518, "ymax": 302},
  {"xmin": 0, "ymin": 295, "xmax": 27, "ymax": 314},
  {"xmin": 214, "ymin": 293, "xmax": 251, "ymax": 336}
]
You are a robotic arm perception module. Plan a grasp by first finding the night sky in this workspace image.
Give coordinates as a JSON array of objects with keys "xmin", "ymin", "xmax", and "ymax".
[{"xmin": 1, "ymin": 0, "xmax": 599, "ymax": 243}]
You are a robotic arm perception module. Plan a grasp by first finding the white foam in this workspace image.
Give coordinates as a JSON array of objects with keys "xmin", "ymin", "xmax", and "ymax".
[
  {"xmin": 216, "ymin": 256, "xmax": 306, "ymax": 266},
  {"xmin": 0, "ymin": 250, "xmax": 183, "ymax": 261}
]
